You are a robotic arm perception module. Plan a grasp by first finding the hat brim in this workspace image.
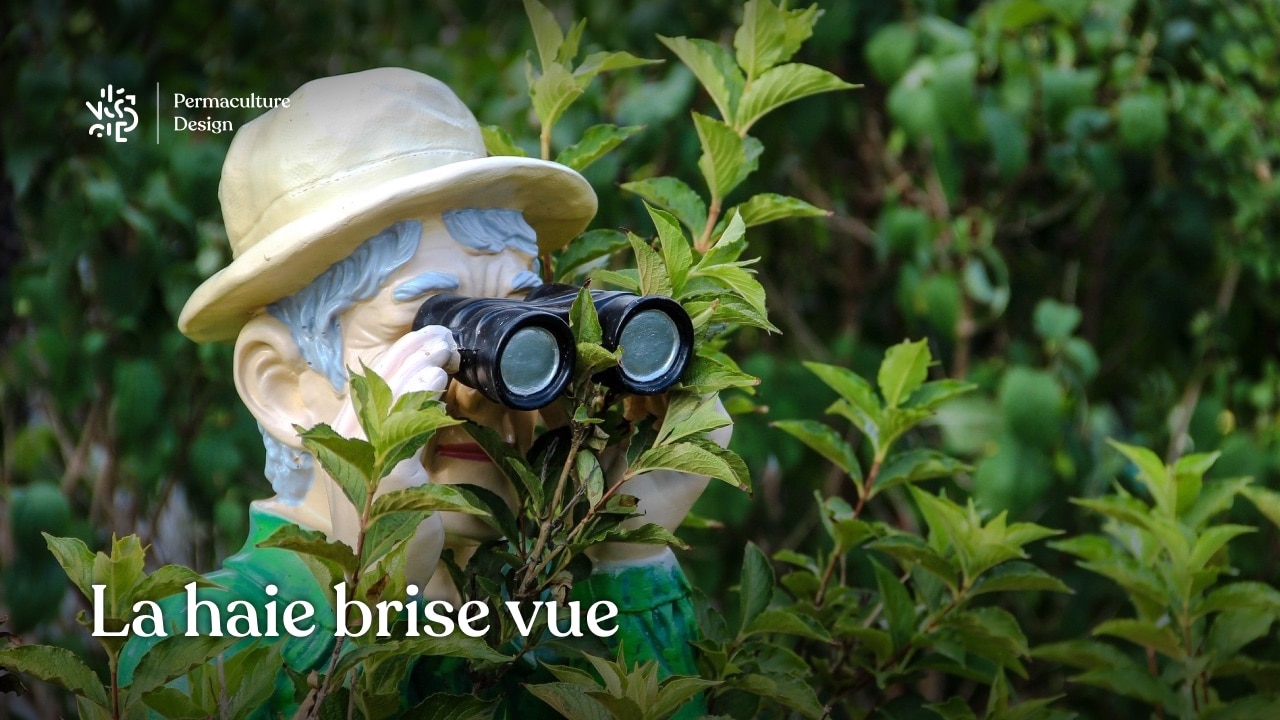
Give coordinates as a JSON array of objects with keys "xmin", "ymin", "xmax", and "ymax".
[{"xmin": 179, "ymin": 156, "xmax": 597, "ymax": 343}]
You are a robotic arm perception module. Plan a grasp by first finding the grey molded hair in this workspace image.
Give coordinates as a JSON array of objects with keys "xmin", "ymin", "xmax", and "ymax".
[
  {"xmin": 258, "ymin": 209, "xmax": 540, "ymax": 504},
  {"xmin": 442, "ymin": 208, "xmax": 539, "ymax": 257}
]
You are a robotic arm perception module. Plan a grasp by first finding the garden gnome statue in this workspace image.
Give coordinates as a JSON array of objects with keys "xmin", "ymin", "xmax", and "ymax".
[{"xmin": 117, "ymin": 67, "xmax": 723, "ymax": 717}]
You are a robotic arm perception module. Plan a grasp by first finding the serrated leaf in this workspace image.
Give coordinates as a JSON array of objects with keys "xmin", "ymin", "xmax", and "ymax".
[
  {"xmin": 657, "ymin": 393, "xmax": 732, "ymax": 446},
  {"xmin": 700, "ymin": 209, "xmax": 747, "ymax": 266},
  {"xmin": 620, "ymin": 177, "xmax": 708, "ymax": 236},
  {"xmin": 628, "ymin": 232, "xmax": 673, "ymax": 297},
  {"xmin": 133, "ymin": 565, "xmax": 218, "ymax": 604},
  {"xmin": 657, "ymin": 35, "xmax": 744, "ymax": 123},
  {"xmin": 591, "ymin": 268, "xmax": 641, "ymax": 292},
  {"xmin": 867, "ymin": 534, "xmax": 958, "ymax": 588},
  {"xmin": 744, "ymin": 608, "xmax": 830, "ymax": 642},
  {"xmin": 556, "ymin": 124, "xmax": 643, "ymax": 172},
  {"xmin": 1071, "ymin": 665, "xmax": 1178, "ymax": 707},
  {"xmin": 557, "ymin": 17, "xmax": 586, "ymax": 65},
  {"xmin": 349, "ymin": 367, "xmax": 393, "ymax": 444},
  {"xmin": 1108, "ymin": 439, "xmax": 1173, "ymax": 516},
  {"xmin": 733, "ymin": 0, "xmax": 822, "ymax": 79},
  {"xmin": 461, "ymin": 421, "xmax": 544, "ymax": 510},
  {"xmin": 371, "ymin": 483, "xmax": 488, "ymax": 518},
  {"xmin": 525, "ymin": 682, "xmax": 613, "ymax": 720},
  {"xmin": 906, "ymin": 379, "xmax": 976, "ymax": 410},
  {"xmin": 872, "ymin": 449, "xmax": 968, "ymax": 495},
  {"xmin": 970, "ymin": 561, "xmax": 1072, "ymax": 597},
  {"xmin": 1093, "ymin": 619, "xmax": 1184, "ymax": 660},
  {"xmin": 1032, "ymin": 639, "xmax": 1141, "ymax": 671},
  {"xmin": 397, "ymin": 633, "xmax": 511, "ymax": 664},
  {"xmin": 377, "ymin": 408, "xmax": 463, "ymax": 477},
  {"xmin": 126, "ymin": 634, "xmax": 239, "ymax": 706},
  {"xmin": 586, "ymin": 522, "xmax": 688, "ymax": 551},
  {"xmin": 257, "ymin": 524, "xmax": 358, "ymax": 574},
  {"xmin": 878, "ymin": 338, "xmax": 931, "ymax": 408},
  {"xmin": 524, "ymin": 0, "xmax": 563, "ymax": 72},
  {"xmin": 771, "ymin": 419, "xmax": 860, "ymax": 481},
  {"xmin": 727, "ymin": 673, "xmax": 823, "ymax": 718},
  {"xmin": 804, "ymin": 361, "xmax": 882, "ymax": 443},
  {"xmin": 730, "ymin": 192, "xmax": 828, "ymax": 227},
  {"xmin": 567, "ymin": 285, "xmax": 604, "ymax": 345},
  {"xmin": 142, "ymin": 687, "xmax": 209, "ymax": 719},
  {"xmin": 690, "ymin": 263, "xmax": 766, "ymax": 318},
  {"xmin": 0, "ymin": 645, "xmax": 108, "ymax": 707},
  {"xmin": 94, "ymin": 535, "xmax": 146, "ymax": 620},
  {"xmin": 42, "ymin": 534, "xmax": 97, "ymax": 602},
  {"xmin": 737, "ymin": 63, "xmax": 856, "ymax": 132},
  {"xmin": 873, "ymin": 558, "xmax": 916, "ymax": 650},
  {"xmin": 554, "ymin": 229, "xmax": 629, "ymax": 282},
  {"xmin": 679, "ymin": 353, "xmax": 760, "ymax": 394},
  {"xmin": 480, "ymin": 125, "xmax": 528, "ymax": 158},
  {"xmin": 362, "ymin": 511, "xmax": 427, "ymax": 566},
  {"xmin": 1190, "ymin": 524, "xmax": 1253, "ymax": 571},
  {"xmin": 631, "ymin": 441, "xmax": 750, "ymax": 491},
  {"xmin": 576, "ymin": 450, "xmax": 605, "ymax": 506},
  {"xmin": 646, "ymin": 204, "xmax": 693, "ymax": 293},
  {"xmin": 297, "ymin": 424, "xmax": 373, "ymax": 511},
  {"xmin": 573, "ymin": 51, "xmax": 660, "ymax": 84},
  {"xmin": 693, "ymin": 112, "xmax": 760, "ymax": 200},
  {"xmin": 650, "ymin": 676, "xmax": 720, "ymax": 719},
  {"xmin": 531, "ymin": 62, "xmax": 582, "ymax": 132},
  {"xmin": 738, "ymin": 542, "xmax": 773, "ymax": 634},
  {"xmin": 1199, "ymin": 581, "xmax": 1280, "ymax": 617}
]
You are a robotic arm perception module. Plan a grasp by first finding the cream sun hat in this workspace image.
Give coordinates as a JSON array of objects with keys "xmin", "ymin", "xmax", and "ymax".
[{"xmin": 179, "ymin": 67, "xmax": 598, "ymax": 343}]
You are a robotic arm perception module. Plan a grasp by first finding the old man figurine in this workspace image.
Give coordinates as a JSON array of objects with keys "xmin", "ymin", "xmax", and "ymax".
[{"xmin": 118, "ymin": 67, "xmax": 725, "ymax": 716}]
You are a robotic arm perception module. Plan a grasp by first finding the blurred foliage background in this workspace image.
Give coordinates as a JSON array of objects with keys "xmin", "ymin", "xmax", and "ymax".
[{"xmin": 3, "ymin": 0, "xmax": 1280, "ymax": 716}]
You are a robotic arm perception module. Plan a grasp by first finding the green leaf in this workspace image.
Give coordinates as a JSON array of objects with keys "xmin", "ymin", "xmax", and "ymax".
[
  {"xmin": 1108, "ymin": 440, "xmax": 1173, "ymax": 516},
  {"xmin": 1093, "ymin": 619, "xmax": 1184, "ymax": 660},
  {"xmin": 462, "ymin": 421, "xmax": 544, "ymax": 510},
  {"xmin": 657, "ymin": 35, "xmax": 744, "ymax": 123},
  {"xmin": 42, "ymin": 534, "xmax": 97, "ymax": 602},
  {"xmin": 699, "ymin": 209, "xmax": 748, "ymax": 266},
  {"xmin": 371, "ymin": 484, "xmax": 488, "ymax": 518},
  {"xmin": 771, "ymin": 419, "xmax": 860, "ymax": 481},
  {"xmin": 297, "ymin": 424, "xmax": 373, "ymax": 511},
  {"xmin": 631, "ymin": 441, "xmax": 749, "ymax": 491},
  {"xmin": 93, "ymin": 534, "xmax": 147, "ymax": 620},
  {"xmin": 727, "ymin": 673, "xmax": 823, "ymax": 719},
  {"xmin": 530, "ymin": 62, "xmax": 583, "ymax": 133},
  {"xmin": 733, "ymin": 0, "xmax": 822, "ymax": 79},
  {"xmin": 362, "ymin": 511, "xmax": 428, "ymax": 565},
  {"xmin": 567, "ymin": 285, "xmax": 603, "ymax": 345},
  {"xmin": 556, "ymin": 124, "xmax": 643, "ymax": 172},
  {"xmin": 657, "ymin": 393, "xmax": 732, "ymax": 446},
  {"xmin": 1242, "ymin": 486, "xmax": 1280, "ymax": 532},
  {"xmin": 1072, "ymin": 666, "xmax": 1179, "ymax": 708},
  {"xmin": 257, "ymin": 524, "xmax": 358, "ymax": 574},
  {"xmin": 878, "ymin": 338, "xmax": 931, "ymax": 408},
  {"xmin": 650, "ymin": 676, "xmax": 721, "ymax": 720},
  {"xmin": 693, "ymin": 112, "xmax": 761, "ymax": 200},
  {"xmin": 404, "ymin": 693, "xmax": 499, "ymax": 720},
  {"xmin": 928, "ymin": 697, "xmax": 978, "ymax": 720},
  {"xmin": 525, "ymin": 682, "xmax": 613, "ymax": 720},
  {"xmin": 1032, "ymin": 639, "xmax": 1141, "ymax": 671},
  {"xmin": 0, "ymin": 645, "xmax": 108, "ymax": 708},
  {"xmin": 804, "ymin": 361, "xmax": 882, "ymax": 441},
  {"xmin": 523, "ymin": 0, "xmax": 564, "ymax": 71},
  {"xmin": 736, "ymin": 63, "xmax": 856, "ymax": 132},
  {"xmin": 679, "ymin": 353, "xmax": 760, "ymax": 394},
  {"xmin": 377, "ymin": 407, "xmax": 462, "ymax": 477},
  {"xmin": 646, "ymin": 204, "xmax": 694, "ymax": 293},
  {"xmin": 572, "ymin": 51, "xmax": 660, "ymax": 84},
  {"xmin": 873, "ymin": 558, "xmax": 916, "ymax": 651},
  {"xmin": 628, "ymin": 232, "xmax": 673, "ymax": 297},
  {"xmin": 867, "ymin": 534, "xmax": 958, "ymax": 588},
  {"xmin": 576, "ymin": 450, "xmax": 605, "ymax": 506},
  {"xmin": 1199, "ymin": 581, "xmax": 1280, "ymax": 618},
  {"xmin": 1033, "ymin": 299, "xmax": 1082, "ymax": 342},
  {"xmin": 738, "ymin": 542, "xmax": 773, "ymax": 634},
  {"xmin": 730, "ymin": 192, "xmax": 828, "ymax": 228},
  {"xmin": 396, "ymin": 633, "xmax": 511, "ymax": 664},
  {"xmin": 479, "ymin": 125, "xmax": 528, "ymax": 158},
  {"xmin": 970, "ymin": 561, "xmax": 1072, "ymax": 597},
  {"xmin": 872, "ymin": 449, "xmax": 968, "ymax": 495},
  {"xmin": 142, "ymin": 687, "xmax": 209, "ymax": 719},
  {"xmin": 619, "ymin": 177, "xmax": 708, "ymax": 236},
  {"xmin": 689, "ymin": 263, "xmax": 767, "ymax": 319},
  {"xmin": 556, "ymin": 17, "xmax": 586, "ymax": 65},
  {"xmin": 906, "ymin": 380, "xmax": 976, "ymax": 411},
  {"xmin": 349, "ymin": 367, "xmax": 393, "ymax": 444},
  {"xmin": 126, "ymin": 634, "xmax": 239, "ymax": 706},
  {"xmin": 865, "ymin": 23, "xmax": 919, "ymax": 84},
  {"xmin": 134, "ymin": 565, "xmax": 217, "ymax": 604},
  {"xmin": 744, "ymin": 608, "xmax": 830, "ymax": 642},
  {"xmin": 554, "ymin": 229, "xmax": 629, "ymax": 282},
  {"xmin": 586, "ymin": 522, "xmax": 688, "ymax": 551}
]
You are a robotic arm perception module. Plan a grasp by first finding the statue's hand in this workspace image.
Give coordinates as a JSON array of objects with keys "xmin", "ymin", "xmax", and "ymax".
[
  {"xmin": 586, "ymin": 393, "xmax": 733, "ymax": 567},
  {"xmin": 328, "ymin": 324, "xmax": 459, "ymax": 587}
]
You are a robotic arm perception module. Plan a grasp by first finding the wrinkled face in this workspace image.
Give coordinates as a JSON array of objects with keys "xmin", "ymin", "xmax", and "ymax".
[{"xmin": 338, "ymin": 215, "xmax": 537, "ymax": 542}]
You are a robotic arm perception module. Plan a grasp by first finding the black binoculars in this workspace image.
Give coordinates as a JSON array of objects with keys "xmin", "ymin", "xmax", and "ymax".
[{"xmin": 412, "ymin": 284, "xmax": 694, "ymax": 410}]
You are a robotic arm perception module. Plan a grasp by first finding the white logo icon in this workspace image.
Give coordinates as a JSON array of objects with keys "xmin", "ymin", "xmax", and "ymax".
[{"xmin": 87, "ymin": 85, "xmax": 139, "ymax": 142}]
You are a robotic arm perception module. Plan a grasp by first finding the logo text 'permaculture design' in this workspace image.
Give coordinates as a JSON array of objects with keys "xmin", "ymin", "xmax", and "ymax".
[{"xmin": 87, "ymin": 85, "xmax": 139, "ymax": 142}]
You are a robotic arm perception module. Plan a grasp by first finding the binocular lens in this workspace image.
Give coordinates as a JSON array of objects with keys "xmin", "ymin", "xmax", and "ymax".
[
  {"xmin": 499, "ymin": 326, "xmax": 562, "ymax": 396},
  {"xmin": 618, "ymin": 309, "xmax": 682, "ymax": 383}
]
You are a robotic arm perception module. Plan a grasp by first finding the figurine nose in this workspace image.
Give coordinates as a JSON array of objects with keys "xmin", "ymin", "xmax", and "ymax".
[{"xmin": 443, "ymin": 382, "xmax": 535, "ymax": 448}]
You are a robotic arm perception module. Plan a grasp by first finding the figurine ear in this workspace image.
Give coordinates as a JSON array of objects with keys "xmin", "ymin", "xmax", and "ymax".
[{"xmin": 233, "ymin": 313, "xmax": 344, "ymax": 449}]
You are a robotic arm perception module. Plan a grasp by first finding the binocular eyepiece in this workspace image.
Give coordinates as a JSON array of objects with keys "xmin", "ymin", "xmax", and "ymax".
[{"xmin": 412, "ymin": 284, "xmax": 694, "ymax": 410}]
